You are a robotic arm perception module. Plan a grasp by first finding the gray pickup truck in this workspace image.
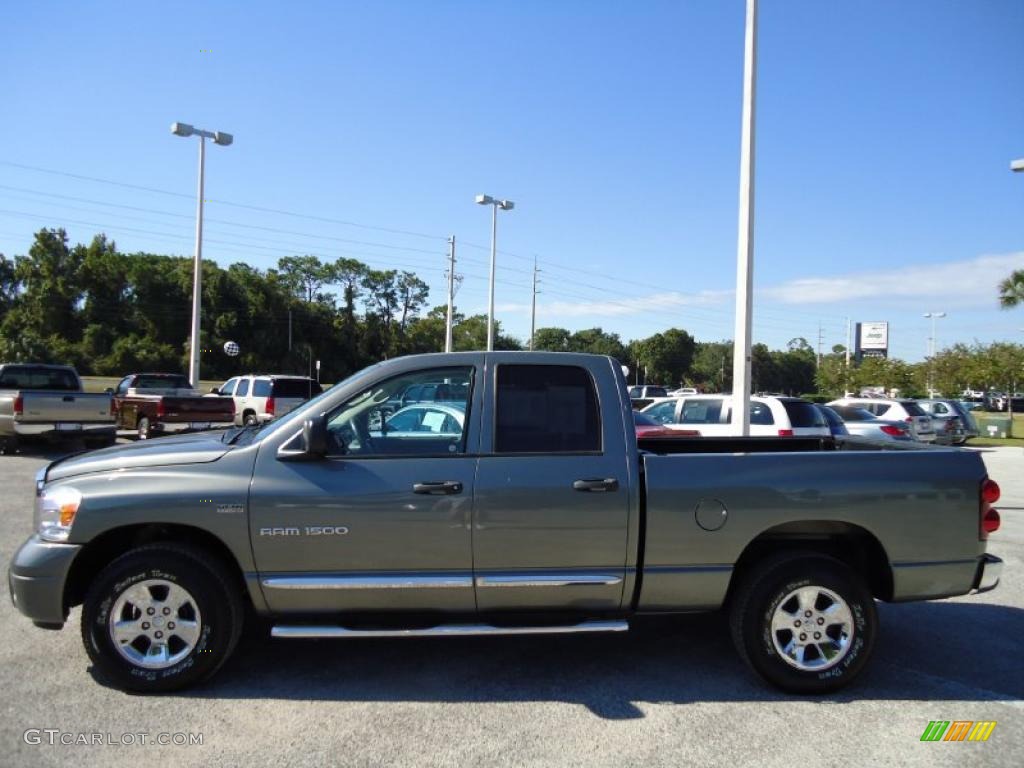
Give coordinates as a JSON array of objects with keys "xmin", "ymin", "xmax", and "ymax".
[
  {"xmin": 0, "ymin": 363, "xmax": 116, "ymax": 453},
  {"xmin": 8, "ymin": 352, "xmax": 1004, "ymax": 694}
]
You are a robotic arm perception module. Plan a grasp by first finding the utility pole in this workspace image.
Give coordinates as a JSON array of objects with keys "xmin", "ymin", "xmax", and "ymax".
[
  {"xmin": 288, "ymin": 309, "xmax": 292, "ymax": 352},
  {"xmin": 445, "ymin": 236, "xmax": 456, "ymax": 353},
  {"xmin": 817, "ymin": 322, "xmax": 824, "ymax": 369},
  {"xmin": 529, "ymin": 257, "xmax": 540, "ymax": 351},
  {"xmin": 845, "ymin": 317, "xmax": 852, "ymax": 397},
  {"xmin": 730, "ymin": 0, "xmax": 758, "ymax": 436}
]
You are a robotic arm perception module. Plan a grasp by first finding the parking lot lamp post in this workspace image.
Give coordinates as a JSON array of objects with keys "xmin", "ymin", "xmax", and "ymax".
[
  {"xmin": 923, "ymin": 311, "xmax": 946, "ymax": 394},
  {"xmin": 475, "ymin": 194, "xmax": 515, "ymax": 351},
  {"xmin": 171, "ymin": 122, "xmax": 233, "ymax": 387}
]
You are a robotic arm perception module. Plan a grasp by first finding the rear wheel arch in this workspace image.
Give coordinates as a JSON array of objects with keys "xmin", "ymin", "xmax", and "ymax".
[
  {"xmin": 64, "ymin": 523, "xmax": 251, "ymax": 615},
  {"xmin": 727, "ymin": 520, "xmax": 893, "ymax": 604}
]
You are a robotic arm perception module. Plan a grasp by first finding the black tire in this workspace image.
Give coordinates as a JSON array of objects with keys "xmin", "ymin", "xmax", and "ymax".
[
  {"xmin": 729, "ymin": 552, "xmax": 877, "ymax": 694},
  {"xmin": 81, "ymin": 543, "xmax": 243, "ymax": 693},
  {"xmin": 137, "ymin": 416, "xmax": 150, "ymax": 440},
  {"xmin": 243, "ymin": 412, "xmax": 258, "ymax": 427},
  {"xmin": 0, "ymin": 435, "xmax": 18, "ymax": 455}
]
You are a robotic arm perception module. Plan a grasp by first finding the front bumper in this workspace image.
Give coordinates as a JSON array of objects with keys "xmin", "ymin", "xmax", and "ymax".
[
  {"xmin": 972, "ymin": 554, "xmax": 1003, "ymax": 594},
  {"xmin": 8, "ymin": 535, "xmax": 81, "ymax": 627}
]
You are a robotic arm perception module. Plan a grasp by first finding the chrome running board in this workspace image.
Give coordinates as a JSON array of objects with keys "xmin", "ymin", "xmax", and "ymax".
[{"xmin": 271, "ymin": 620, "xmax": 628, "ymax": 639}]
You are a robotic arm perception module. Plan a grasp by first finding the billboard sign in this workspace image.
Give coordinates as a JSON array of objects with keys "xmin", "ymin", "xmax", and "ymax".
[{"xmin": 856, "ymin": 321, "xmax": 889, "ymax": 361}]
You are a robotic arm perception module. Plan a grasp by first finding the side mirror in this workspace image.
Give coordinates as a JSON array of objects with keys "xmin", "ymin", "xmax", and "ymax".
[
  {"xmin": 277, "ymin": 415, "xmax": 330, "ymax": 462},
  {"xmin": 104, "ymin": 388, "xmax": 114, "ymax": 395},
  {"xmin": 303, "ymin": 416, "xmax": 328, "ymax": 457}
]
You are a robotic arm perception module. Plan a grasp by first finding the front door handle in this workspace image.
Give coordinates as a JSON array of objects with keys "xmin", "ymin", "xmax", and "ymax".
[
  {"xmin": 573, "ymin": 478, "xmax": 619, "ymax": 493},
  {"xmin": 413, "ymin": 481, "xmax": 463, "ymax": 495}
]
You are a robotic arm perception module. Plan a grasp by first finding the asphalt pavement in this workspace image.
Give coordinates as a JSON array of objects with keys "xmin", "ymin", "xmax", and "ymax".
[{"xmin": 0, "ymin": 443, "xmax": 1021, "ymax": 767}]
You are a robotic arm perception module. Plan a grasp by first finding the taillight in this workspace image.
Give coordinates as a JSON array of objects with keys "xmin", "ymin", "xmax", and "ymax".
[
  {"xmin": 265, "ymin": 397, "xmax": 275, "ymax": 416},
  {"xmin": 980, "ymin": 478, "xmax": 1001, "ymax": 540},
  {"xmin": 777, "ymin": 429, "xmax": 794, "ymax": 436},
  {"xmin": 109, "ymin": 397, "xmax": 116, "ymax": 416},
  {"xmin": 13, "ymin": 394, "xmax": 23, "ymax": 416},
  {"xmin": 880, "ymin": 425, "xmax": 907, "ymax": 436},
  {"xmin": 156, "ymin": 400, "xmax": 166, "ymax": 418},
  {"xmin": 982, "ymin": 478, "xmax": 1000, "ymax": 504}
]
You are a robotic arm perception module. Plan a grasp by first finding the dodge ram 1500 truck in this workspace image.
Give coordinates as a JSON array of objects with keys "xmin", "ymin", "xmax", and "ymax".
[{"xmin": 8, "ymin": 352, "xmax": 1004, "ymax": 694}]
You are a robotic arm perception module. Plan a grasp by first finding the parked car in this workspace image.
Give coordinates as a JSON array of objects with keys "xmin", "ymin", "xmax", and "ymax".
[
  {"xmin": 628, "ymin": 385, "xmax": 669, "ymax": 410},
  {"xmin": 112, "ymin": 373, "xmax": 236, "ymax": 439},
  {"xmin": 826, "ymin": 404, "xmax": 913, "ymax": 442},
  {"xmin": 827, "ymin": 398, "xmax": 936, "ymax": 443},
  {"xmin": 371, "ymin": 403, "xmax": 465, "ymax": 441},
  {"xmin": 10, "ymin": 351, "xmax": 1003, "ymax": 696},
  {"xmin": 642, "ymin": 394, "xmax": 831, "ymax": 437},
  {"xmin": 815, "ymin": 404, "xmax": 849, "ymax": 438},
  {"xmin": 668, "ymin": 387, "xmax": 699, "ymax": 397},
  {"xmin": 916, "ymin": 399, "xmax": 971, "ymax": 445},
  {"xmin": 213, "ymin": 375, "xmax": 323, "ymax": 426},
  {"xmin": 633, "ymin": 410, "xmax": 687, "ymax": 438},
  {"xmin": 0, "ymin": 363, "xmax": 116, "ymax": 453}
]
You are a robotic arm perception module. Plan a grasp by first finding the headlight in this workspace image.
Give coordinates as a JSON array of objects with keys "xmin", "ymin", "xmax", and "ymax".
[{"xmin": 35, "ymin": 486, "xmax": 82, "ymax": 542}]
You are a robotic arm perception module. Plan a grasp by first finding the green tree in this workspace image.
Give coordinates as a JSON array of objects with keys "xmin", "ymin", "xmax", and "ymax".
[
  {"xmin": 998, "ymin": 269, "xmax": 1024, "ymax": 309},
  {"xmin": 691, "ymin": 341, "xmax": 733, "ymax": 392},
  {"xmin": 532, "ymin": 327, "xmax": 572, "ymax": 352},
  {"xmin": 630, "ymin": 328, "xmax": 696, "ymax": 385}
]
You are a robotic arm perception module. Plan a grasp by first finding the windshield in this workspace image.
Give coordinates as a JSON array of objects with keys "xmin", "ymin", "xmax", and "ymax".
[{"xmin": 0, "ymin": 366, "xmax": 79, "ymax": 391}]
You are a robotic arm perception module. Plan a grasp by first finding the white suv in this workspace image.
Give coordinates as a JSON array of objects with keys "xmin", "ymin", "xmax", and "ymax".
[
  {"xmin": 641, "ymin": 394, "xmax": 831, "ymax": 437},
  {"xmin": 827, "ymin": 397, "xmax": 936, "ymax": 443},
  {"xmin": 214, "ymin": 375, "xmax": 323, "ymax": 426}
]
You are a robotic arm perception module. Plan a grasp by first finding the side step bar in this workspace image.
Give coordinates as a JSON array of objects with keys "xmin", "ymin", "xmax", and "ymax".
[{"xmin": 271, "ymin": 620, "xmax": 629, "ymax": 639}]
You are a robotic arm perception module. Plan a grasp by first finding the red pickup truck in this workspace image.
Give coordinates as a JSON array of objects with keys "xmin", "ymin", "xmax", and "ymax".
[{"xmin": 110, "ymin": 373, "xmax": 235, "ymax": 439}]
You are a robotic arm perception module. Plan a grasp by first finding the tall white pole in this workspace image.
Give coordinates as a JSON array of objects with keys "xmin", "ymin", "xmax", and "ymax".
[
  {"xmin": 486, "ymin": 203, "xmax": 498, "ymax": 351},
  {"xmin": 731, "ymin": 0, "xmax": 758, "ymax": 436},
  {"xmin": 445, "ymin": 235, "xmax": 456, "ymax": 353},
  {"xmin": 530, "ymin": 257, "xmax": 538, "ymax": 351},
  {"xmin": 188, "ymin": 136, "xmax": 206, "ymax": 387}
]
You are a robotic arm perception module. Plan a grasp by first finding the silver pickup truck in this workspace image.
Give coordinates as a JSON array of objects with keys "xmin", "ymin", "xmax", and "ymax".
[
  {"xmin": 8, "ymin": 352, "xmax": 1004, "ymax": 695},
  {"xmin": 0, "ymin": 363, "xmax": 116, "ymax": 453}
]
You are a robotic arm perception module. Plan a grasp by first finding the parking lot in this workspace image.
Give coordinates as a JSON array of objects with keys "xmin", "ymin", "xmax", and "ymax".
[{"xmin": 1, "ymin": 445, "xmax": 1021, "ymax": 767}]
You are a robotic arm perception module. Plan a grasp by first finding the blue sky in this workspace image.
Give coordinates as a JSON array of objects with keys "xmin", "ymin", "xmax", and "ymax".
[{"xmin": 1, "ymin": 0, "xmax": 1022, "ymax": 361}]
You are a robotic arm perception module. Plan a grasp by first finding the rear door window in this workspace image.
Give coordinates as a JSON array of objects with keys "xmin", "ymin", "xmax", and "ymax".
[
  {"xmin": 236, "ymin": 379, "xmax": 250, "ymax": 397},
  {"xmin": 252, "ymin": 380, "xmax": 270, "ymax": 397},
  {"xmin": 495, "ymin": 365, "xmax": 601, "ymax": 453},
  {"xmin": 681, "ymin": 399, "xmax": 723, "ymax": 424},
  {"xmin": 781, "ymin": 400, "xmax": 826, "ymax": 427}
]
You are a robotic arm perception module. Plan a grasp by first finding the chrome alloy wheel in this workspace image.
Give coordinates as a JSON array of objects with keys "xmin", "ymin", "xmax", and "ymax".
[
  {"xmin": 770, "ymin": 585, "xmax": 854, "ymax": 672},
  {"xmin": 108, "ymin": 579, "xmax": 203, "ymax": 669}
]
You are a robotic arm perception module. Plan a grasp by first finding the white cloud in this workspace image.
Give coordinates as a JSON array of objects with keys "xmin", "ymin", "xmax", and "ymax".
[{"xmin": 761, "ymin": 252, "xmax": 1024, "ymax": 307}]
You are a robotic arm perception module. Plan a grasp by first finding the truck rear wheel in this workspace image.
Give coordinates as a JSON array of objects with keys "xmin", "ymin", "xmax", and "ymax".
[
  {"xmin": 136, "ymin": 416, "xmax": 150, "ymax": 440},
  {"xmin": 81, "ymin": 544, "xmax": 243, "ymax": 693},
  {"xmin": 729, "ymin": 552, "xmax": 877, "ymax": 694}
]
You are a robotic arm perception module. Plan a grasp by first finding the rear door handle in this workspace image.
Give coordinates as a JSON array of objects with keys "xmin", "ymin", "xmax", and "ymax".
[
  {"xmin": 413, "ymin": 481, "xmax": 463, "ymax": 495},
  {"xmin": 573, "ymin": 478, "xmax": 619, "ymax": 493}
]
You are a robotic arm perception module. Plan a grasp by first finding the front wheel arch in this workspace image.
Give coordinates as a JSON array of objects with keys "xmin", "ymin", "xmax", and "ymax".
[{"xmin": 64, "ymin": 523, "xmax": 253, "ymax": 616}]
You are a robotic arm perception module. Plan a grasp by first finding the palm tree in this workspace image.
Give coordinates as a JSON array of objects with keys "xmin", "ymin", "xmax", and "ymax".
[{"xmin": 998, "ymin": 270, "xmax": 1024, "ymax": 309}]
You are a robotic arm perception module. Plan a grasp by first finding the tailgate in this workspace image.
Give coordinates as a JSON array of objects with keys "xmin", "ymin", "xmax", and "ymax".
[
  {"xmin": 19, "ymin": 391, "xmax": 113, "ymax": 423},
  {"xmin": 160, "ymin": 396, "xmax": 235, "ymax": 421}
]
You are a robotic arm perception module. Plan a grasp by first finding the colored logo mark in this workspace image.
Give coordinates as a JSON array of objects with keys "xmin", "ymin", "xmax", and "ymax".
[{"xmin": 920, "ymin": 721, "xmax": 997, "ymax": 742}]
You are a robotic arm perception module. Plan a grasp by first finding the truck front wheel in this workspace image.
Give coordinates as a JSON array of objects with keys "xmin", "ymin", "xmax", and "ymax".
[
  {"xmin": 729, "ymin": 553, "xmax": 877, "ymax": 694},
  {"xmin": 81, "ymin": 544, "xmax": 243, "ymax": 693}
]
